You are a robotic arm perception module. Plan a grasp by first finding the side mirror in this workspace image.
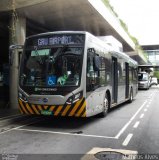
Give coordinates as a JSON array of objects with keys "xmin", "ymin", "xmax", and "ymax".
[{"xmin": 9, "ymin": 45, "xmax": 23, "ymax": 65}]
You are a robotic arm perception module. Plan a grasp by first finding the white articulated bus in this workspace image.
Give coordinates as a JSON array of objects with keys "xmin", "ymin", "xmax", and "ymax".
[{"xmin": 18, "ymin": 31, "xmax": 138, "ymax": 117}]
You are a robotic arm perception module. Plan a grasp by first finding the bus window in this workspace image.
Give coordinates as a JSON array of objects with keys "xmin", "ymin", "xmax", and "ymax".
[
  {"xmin": 99, "ymin": 57, "xmax": 106, "ymax": 86},
  {"xmin": 86, "ymin": 51, "xmax": 100, "ymax": 91}
]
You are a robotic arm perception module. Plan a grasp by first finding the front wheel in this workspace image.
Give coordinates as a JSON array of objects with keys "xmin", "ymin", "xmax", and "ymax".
[{"xmin": 99, "ymin": 95, "xmax": 109, "ymax": 118}]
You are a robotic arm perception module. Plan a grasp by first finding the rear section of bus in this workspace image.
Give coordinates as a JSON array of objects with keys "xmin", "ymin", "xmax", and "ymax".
[{"xmin": 18, "ymin": 31, "xmax": 87, "ymax": 117}]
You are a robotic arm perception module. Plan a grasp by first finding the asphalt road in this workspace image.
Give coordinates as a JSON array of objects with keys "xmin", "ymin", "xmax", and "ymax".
[{"xmin": 0, "ymin": 86, "xmax": 159, "ymax": 160}]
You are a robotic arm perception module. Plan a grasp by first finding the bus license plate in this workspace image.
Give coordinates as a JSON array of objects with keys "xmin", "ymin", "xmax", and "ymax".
[{"xmin": 41, "ymin": 110, "xmax": 53, "ymax": 115}]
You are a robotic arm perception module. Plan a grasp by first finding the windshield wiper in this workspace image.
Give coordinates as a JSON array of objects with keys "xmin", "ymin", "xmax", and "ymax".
[
  {"xmin": 34, "ymin": 46, "xmax": 43, "ymax": 64},
  {"xmin": 53, "ymin": 45, "xmax": 69, "ymax": 60}
]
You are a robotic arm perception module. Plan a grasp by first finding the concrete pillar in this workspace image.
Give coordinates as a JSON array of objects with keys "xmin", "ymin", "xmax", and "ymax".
[{"xmin": 9, "ymin": 15, "xmax": 26, "ymax": 108}]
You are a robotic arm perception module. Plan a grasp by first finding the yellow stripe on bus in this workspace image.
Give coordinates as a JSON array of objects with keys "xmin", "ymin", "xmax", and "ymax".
[
  {"xmin": 44, "ymin": 106, "xmax": 48, "ymax": 110},
  {"xmin": 18, "ymin": 105, "xmax": 23, "ymax": 114},
  {"xmin": 61, "ymin": 105, "xmax": 71, "ymax": 116},
  {"xmin": 49, "ymin": 106, "xmax": 55, "ymax": 112},
  {"xmin": 19, "ymin": 99, "xmax": 29, "ymax": 114},
  {"xmin": 54, "ymin": 106, "xmax": 63, "ymax": 116},
  {"xmin": 38, "ymin": 105, "xmax": 43, "ymax": 111},
  {"xmin": 26, "ymin": 103, "xmax": 34, "ymax": 114},
  {"xmin": 76, "ymin": 100, "xmax": 86, "ymax": 117},
  {"xmin": 32, "ymin": 104, "xmax": 40, "ymax": 114},
  {"xmin": 81, "ymin": 112, "xmax": 86, "ymax": 117},
  {"xmin": 69, "ymin": 98, "xmax": 83, "ymax": 116}
]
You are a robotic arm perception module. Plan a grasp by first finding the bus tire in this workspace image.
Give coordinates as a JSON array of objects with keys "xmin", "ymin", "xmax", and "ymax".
[
  {"xmin": 99, "ymin": 94, "xmax": 109, "ymax": 118},
  {"xmin": 128, "ymin": 88, "xmax": 133, "ymax": 103}
]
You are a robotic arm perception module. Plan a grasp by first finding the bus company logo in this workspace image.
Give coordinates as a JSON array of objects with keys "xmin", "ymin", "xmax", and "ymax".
[
  {"xmin": 35, "ymin": 88, "xmax": 57, "ymax": 92},
  {"xmin": 42, "ymin": 98, "xmax": 48, "ymax": 103}
]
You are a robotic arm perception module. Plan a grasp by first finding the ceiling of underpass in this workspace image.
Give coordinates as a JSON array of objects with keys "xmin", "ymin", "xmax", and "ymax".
[
  {"xmin": 0, "ymin": 0, "xmax": 150, "ymax": 64},
  {"xmin": 0, "ymin": 0, "xmax": 136, "ymax": 52}
]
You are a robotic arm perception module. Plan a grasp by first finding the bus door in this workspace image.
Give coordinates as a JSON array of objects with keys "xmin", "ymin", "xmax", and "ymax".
[
  {"xmin": 112, "ymin": 57, "xmax": 118, "ymax": 103},
  {"xmin": 125, "ymin": 62, "xmax": 129, "ymax": 99}
]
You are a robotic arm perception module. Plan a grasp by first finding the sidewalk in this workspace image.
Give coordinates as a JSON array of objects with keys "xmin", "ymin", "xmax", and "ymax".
[{"xmin": 0, "ymin": 106, "xmax": 20, "ymax": 119}]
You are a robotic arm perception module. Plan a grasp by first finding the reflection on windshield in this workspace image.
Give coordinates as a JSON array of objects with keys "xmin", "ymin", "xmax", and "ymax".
[
  {"xmin": 138, "ymin": 73, "xmax": 148, "ymax": 81},
  {"xmin": 20, "ymin": 46, "xmax": 83, "ymax": 87}
]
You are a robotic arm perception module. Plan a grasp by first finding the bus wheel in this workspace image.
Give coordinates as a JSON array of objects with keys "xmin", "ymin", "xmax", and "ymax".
[
  {"xmin": 100, "ymin": 95, "xmax": 109, "ymax": 117},
  {"xmin": 128, "ymin": 88, "xmax": 133, "ymax": 103}
]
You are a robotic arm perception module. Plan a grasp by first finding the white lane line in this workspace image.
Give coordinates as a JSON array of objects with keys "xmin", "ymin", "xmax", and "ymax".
[
  {"xmin": 115, "ymin": 100, "xmax": 147, "ymax": 139},
  {"xmin": 147, "ymin": 102, "xmax": 151, "ymax": 105},
  {"xmin": 0, "ymin": 114, "xmax": 21, "ymax": 121},
  {"xmin": 140, "ymin": 114, "xmax": 144, "ymax": 119},
  {"xmin": 144, "ymin": 109, "xmax": 147, "ymax": 112},
  {"xmin": 0, "ymin": 118, "xmax": 43, "ymax": 135},
  {"xmin": 146, "ymin": 105, "xmax": 150, "ymax": 108},
  {"xmin": 122, "ymin": 133, "xmax": 133, "ymax": 146},
  {"xmin": 15, "ymin": 128, "xmax": 116, "ymax": 139},
  {"xmin": 133, "ymin": 121, "xmax": 140, "ymax": 128}
]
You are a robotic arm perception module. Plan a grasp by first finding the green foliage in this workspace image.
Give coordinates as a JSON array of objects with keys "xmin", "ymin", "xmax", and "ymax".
[
  {"xmin": 102, "ymin": 0, "xmax": 118, "ymax": 17},
  {"xmin": 119, "ymin": 19, "xmax": 128, "ymax": 32},
  {"xmin": 102, "ymin": 0, "xmax": 148, "ymax": 62},
  {"xmin": 102, "ymin": 0, "xmax": 140, "ymax": 47},
  {"xmin": 153, "ymin": 71, "xmax": 159, "ymax": 79}
]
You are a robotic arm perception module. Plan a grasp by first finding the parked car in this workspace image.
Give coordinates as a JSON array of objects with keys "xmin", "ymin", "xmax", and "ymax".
[{"xmin": 150, "ymin": 77, "xmax": 158, "ymax": 86}]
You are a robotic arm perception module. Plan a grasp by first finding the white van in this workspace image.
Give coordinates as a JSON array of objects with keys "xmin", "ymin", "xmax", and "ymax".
[
  {"xmin": 138, "ymin": 72, "xmax": 151, "ymax": 89},
  {"xmin": 150, "ymin": 77, "xmax": 158, "ymax": 86}
]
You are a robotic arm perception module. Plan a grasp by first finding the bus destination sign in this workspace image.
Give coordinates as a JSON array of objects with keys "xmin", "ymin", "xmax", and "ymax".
[{"xmin": 36, "ymin": 35, "xmax": 84, "ymax": 46}]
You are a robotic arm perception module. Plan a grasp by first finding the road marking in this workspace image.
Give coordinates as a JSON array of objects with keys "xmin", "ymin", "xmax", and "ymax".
[
  {"xmin": 146, "ymin": 105, "xmax": 150, "ymax": 108},
  {"xmin": 140, "ymin": 114, "xmax": 144, "ymax": 119},
  {"xmin": 122, "ymin": 133, "xmax": 133, "ymax": 146},
  {"xmin": 133, "ymin": 121, "xmax": 140, "ymax": 128},
  {"xmin": 0, "ymin": 114, "xmax": 21, "ymax": 121},
  {"xmin": 0, "ymin": 118, "xmax": 43, "ymax": 135},
  {"xmin": 147, "ymin": 102, "xmax": 151, "ymax": 105},
  {"xmin": 15, "ymin": 128, "xmax": 116, "ymax": 139},
  {"xmin": 115, "ymin": 101, "xmax": 147, "ymax": 139},
  {"xmin": 144, "ymin": 109, "xmax": 147, "ymax": 112}
]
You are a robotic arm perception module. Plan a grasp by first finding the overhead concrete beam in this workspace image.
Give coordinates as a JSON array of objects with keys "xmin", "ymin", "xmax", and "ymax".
[
  {"xmin": 0, "ymin": 0, "xmax": 49, "ymax": 12},
  {"xmin": 0, "ymin": 0, "xmax": 135, "ymax": 52},
  {"xmin": 127, "ymin": 51, "xmax": 148, "ymax": 65},
  {"xmin": 2, "ymin": 0, "xmax": 151, "ymax": 66},
  {"xmin": 88, "ymin": 0, "xmax": 135, "ymax": 51}
]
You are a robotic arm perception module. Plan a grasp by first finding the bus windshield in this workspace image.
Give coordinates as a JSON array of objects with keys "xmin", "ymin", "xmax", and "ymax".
[
  {"xmin": 138, "ymin": 73, "xmax": 149, "ymax": 81},
  {"xmin": 20, "ymin": 46, "xmax": 83, "ymax": 88}
]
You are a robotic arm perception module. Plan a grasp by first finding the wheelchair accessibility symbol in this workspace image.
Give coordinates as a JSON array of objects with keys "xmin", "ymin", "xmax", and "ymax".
[{"xmin": 47, "ymin": 76, "xmax": 56, "ymax": 86}]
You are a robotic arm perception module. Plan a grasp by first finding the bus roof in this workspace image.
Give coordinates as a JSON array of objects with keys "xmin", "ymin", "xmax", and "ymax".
[
  {"xmin": 25, "ymin": 31, "xmax": 138, "ymax": 66},
  {"xmin": 26, "ymin": 31, "xmax": 89, "ymax": 40}
]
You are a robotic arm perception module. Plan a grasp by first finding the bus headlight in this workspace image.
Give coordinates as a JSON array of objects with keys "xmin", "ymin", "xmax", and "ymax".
[
  {"xmin": 18, "ymin": 92, "xmax": 27, "ymax": 102},
  {"xmin": 66, "ymin": 91, "xmax": 83, "ymax": 104}
]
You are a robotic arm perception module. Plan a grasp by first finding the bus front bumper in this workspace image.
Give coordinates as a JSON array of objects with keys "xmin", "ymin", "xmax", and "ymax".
[{"xmin": 18, "ymin": 98, "xmax": 86, "ymax": 117}]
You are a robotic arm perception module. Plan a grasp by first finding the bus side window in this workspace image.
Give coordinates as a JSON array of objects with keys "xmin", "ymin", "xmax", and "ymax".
[
  {"xmin": 86, "ymin": 51, "xmax": 99, "ymax": 91},
  {"xmin": 99, "ymin": 57, "xmax": 106, "ymax": 86}
]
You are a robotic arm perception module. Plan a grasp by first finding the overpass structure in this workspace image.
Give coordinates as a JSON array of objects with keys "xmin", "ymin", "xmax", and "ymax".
[
  {"xmin": 0, "ymin": 0, "xmax": 147, "ymax": 63},
  {"xmin": 0, "ymin": 0, "xmax": 148, "ymax": 108}
]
